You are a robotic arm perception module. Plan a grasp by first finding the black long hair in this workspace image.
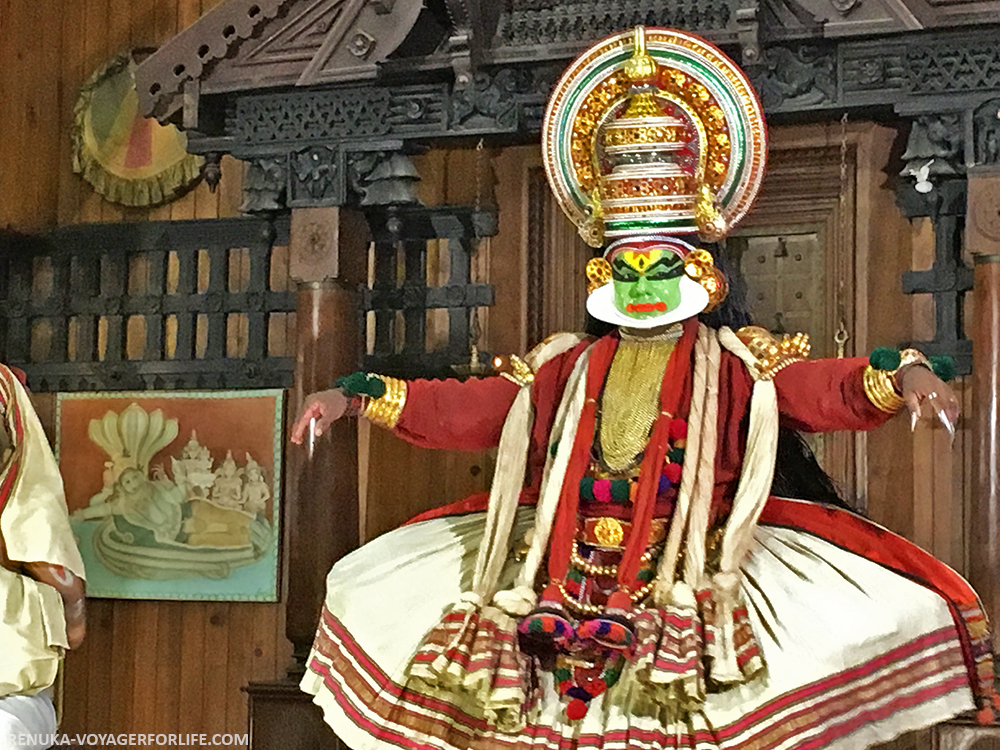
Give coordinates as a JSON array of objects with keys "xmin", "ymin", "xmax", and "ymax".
[{"xmin": 701, "ymin": 242, "xmax": 853, "ymax": 511}]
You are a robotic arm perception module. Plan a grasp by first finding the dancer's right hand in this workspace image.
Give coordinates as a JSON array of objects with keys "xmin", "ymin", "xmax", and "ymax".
[{"xmin": 290, "ymin": 389, "xmax": 349, "ymax": 445}]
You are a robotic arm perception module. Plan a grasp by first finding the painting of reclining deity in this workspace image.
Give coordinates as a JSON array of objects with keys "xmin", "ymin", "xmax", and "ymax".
[{"xmin": 56, "ymin": 390, "xmax": 283, "ymax": 600}]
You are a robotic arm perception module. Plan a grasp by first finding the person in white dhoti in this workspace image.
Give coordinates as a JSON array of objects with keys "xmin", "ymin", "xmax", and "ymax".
[{"xmin": 0, "ymin": 365, "xmax": 86, "ymax": 750}]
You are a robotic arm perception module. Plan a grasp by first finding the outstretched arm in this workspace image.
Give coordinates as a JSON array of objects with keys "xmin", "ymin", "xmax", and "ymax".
[
  {"xmin": 290, "ymin": 374, "xmax": 521, "ymax": 451},
  {"xmin": 774, "ymin": 356, "xmax": 958, "ymax": 434}
]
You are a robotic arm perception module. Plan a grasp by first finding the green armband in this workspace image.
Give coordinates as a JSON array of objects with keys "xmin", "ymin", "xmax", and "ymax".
[{"xmin": 334, "ymin": 371, "xmax": 387, "ymax": 398}]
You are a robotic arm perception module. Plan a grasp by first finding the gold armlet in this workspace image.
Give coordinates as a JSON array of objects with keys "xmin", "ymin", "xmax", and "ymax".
[
  {"xmin": 498, "ymin": 354, "xmax": 535, "ymax": 387},
  {"xmin": 362, "ymin": 375, "xmax": 408, "ymax": 429},
  {"xmin": 735, "ymin": 326, "xmax": 811, "ymax": 381},
  {"xmin": 862, "ymin": 366, "xmax": 906, "ymax": 412}
]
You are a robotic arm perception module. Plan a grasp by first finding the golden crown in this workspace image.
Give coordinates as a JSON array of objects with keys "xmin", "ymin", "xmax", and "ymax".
[{"xmin": 543, "ymin": 26, "xmax": 767, "ymax": 248}]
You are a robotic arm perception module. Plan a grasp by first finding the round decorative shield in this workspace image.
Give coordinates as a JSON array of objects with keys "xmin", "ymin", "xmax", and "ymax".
[{"xmin": 72, "ymin": 52, "xmax": 203, "ymax": 207}]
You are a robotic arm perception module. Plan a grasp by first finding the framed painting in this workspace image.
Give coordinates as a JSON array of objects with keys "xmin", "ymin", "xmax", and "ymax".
[{"xmin": 56, "ymin": 390, "xmax": 283, "ymax": 601}]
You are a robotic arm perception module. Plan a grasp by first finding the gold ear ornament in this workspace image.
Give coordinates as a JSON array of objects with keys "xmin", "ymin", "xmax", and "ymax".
[
  {"xmin": 586, "ymin": 257, "xmax": 613, "ymax": 294},
  {"xmin": 579, "ymin": 188, "xmax": 606, "ymax": 248},
  {"xmin": 694, "ymin": 183, "xmax": 728, "ymax": 243},
  {"xmin": 684, "ymin": 248, "xmax": 728, "ymax": 311}
]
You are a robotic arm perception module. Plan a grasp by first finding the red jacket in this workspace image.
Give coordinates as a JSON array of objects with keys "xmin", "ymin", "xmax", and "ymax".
[{"xmin": 391, "ymin": 331, "xmax": 891, "ymax": 522}]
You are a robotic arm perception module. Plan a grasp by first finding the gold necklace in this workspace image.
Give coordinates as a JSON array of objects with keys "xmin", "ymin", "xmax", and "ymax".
[
  {"xmin": 557, "ymin": 580, "xmax": 656, "ymax": 615},
  {"xmin": 598, "ymin": 334, "xmax": 677, "ymax": 472}
]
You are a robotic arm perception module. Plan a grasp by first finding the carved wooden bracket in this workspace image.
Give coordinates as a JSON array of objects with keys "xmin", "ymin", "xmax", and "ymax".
[
  {"xmin": 137, "ymin": 0, "xmax": 424, "ymax": 122},
  {"xmin": 136, "ymin": 0, "xmax": 289, "ymax": 119},
  {"xmin": 896, "ymin": 175, "xmax": 973, "ymax": 374},
  {"xmin": 893, "ymin": 100, "xmax": 1000, "ymax": 375}
]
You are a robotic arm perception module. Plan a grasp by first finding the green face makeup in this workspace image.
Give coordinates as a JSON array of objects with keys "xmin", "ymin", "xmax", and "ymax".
[{"xmin": 611, "ymin": 249, "xmax": 684, "ymax": 319}]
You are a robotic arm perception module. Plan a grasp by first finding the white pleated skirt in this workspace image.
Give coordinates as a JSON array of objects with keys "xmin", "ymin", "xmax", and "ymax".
[{"xmin": 301, "ymin": 507, "xmax": 975, "ymax": 750}]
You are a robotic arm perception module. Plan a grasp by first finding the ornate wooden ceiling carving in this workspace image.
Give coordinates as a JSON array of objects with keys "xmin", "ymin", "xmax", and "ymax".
[
  {"xmin": 136, "ymin": 0, "xmax": 288, "ymax": 119},
  {"xmin": 137, "ymin": 0, "xmax": 424, "ymax": 120},
  {"xmin": 133, "ymin": 0, "xmax": 1000, "ymax": 204},
  {"xmin": 125, "ymin": 0, "xmax": 1000, "ymax": 378}
]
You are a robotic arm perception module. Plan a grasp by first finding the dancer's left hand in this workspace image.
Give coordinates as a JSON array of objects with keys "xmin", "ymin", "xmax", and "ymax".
[{"xmin": 897, "ymin": 364, "xmax": 960, "ymax": 437}]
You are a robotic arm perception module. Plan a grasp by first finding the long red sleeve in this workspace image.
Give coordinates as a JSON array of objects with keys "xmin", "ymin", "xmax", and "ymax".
[
  {"xmin": 390, "ymin": 337, "xmax": 594, "ymax": 456},
  {"xmin": 391, "ymin": 376, "xmax": 521, "ymax": 451},
  {"xmin": 774, "ymin": 357, "xmax": 895, "ymax": 433}
]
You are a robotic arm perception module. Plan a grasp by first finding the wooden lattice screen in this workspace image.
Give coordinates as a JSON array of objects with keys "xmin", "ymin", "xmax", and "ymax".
[
  {"xmin": 0, "ymin": 217, "xmax": 296, "ymax": 392},
  {"xmin": 361, "ymin": 206, "xmax": 496, "ymax": 379}
]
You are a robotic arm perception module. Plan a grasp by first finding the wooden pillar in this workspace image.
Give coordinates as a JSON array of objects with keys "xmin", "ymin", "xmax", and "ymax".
[
  {"xmin": 284, "ymin": 207, "xmax": 370, "ymax": 662},
  {"xmin": 966, "ymin": 168, "xmax": 1000, "ymax": 633},
  {"xmin": 246, "ymin": 207, "xmax": 369, "ymax": 749}
]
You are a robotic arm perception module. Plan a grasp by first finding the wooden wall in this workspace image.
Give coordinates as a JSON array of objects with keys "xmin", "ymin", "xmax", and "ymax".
[
  {"xmin": 0, "ymin": 1, "xmax": 291, "ymax": 746},
  {"xmin": 0, "ymin": 0, "xmax": 246, "ymax": 231}
]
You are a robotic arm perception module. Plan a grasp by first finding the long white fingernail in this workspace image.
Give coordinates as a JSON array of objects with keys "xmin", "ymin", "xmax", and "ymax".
[
  {"xmin": 911, "ymin": 411, "xmax": 918, "ymax": 432},
  {"xmin": 937, "ymin": 409, "xmax": 955, "ymax": 438},
  {"xmin": 308, "ymin": 417, "xmax": 316, "ymax": 460}
]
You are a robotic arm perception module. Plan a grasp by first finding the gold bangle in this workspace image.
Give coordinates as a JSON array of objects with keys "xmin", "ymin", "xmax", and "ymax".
[
  {"xmin": 893, "ymin": 348, "xmax": 932, "ymax": 391},
  {"xmin": 362, "ymin": 375, "xmax": 407, "ymax": 429},
  {"xmin": 863, "ymin": 365, "xmax": 906, "ymax": 412},
  {"xmin": 898, "ymin": 348, "xmax": 931, "ymax": 370}
]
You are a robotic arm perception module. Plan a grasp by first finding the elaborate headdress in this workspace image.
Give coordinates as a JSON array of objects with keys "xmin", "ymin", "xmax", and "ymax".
[{"xmin": 542, "ymin": 26, "xmax": 767, "ymax": 322}]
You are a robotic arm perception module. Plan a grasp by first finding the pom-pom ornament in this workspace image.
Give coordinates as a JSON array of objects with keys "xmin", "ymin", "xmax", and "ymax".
[
  {"xmin": 869, "ymin": 347, "xmax": 902, "ymax": 372},
  {"xmin": 663, "ymin": 463, "xmax": 682, "ymax": 483},
  {"xmin": 335, "ymin": 371, "xmax": 387, "ymax": 398},
  {"xmin": 566, "ymin": 698, "xmax": 589, "ymax": 721},
  {"xmin": 668, "ymin": 418, "xmax": 688, "ymax": 440},
  {"xmin": 929, "ymin": 355, "xmax": 956, "ymax": 382}
]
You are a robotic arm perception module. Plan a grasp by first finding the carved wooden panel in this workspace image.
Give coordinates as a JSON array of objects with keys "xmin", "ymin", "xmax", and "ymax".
[
  {"xmin": 734, "ymin": 233, "xmax": 827, "ymax": 346},
  {"xmin": 494, "ymin": 0, "xmax": 739, "ymax": 58},
  {"xmin": 967, "ymin": 169, "xmax": 1000, "ymax": 252},
  {"xmin": 198, "ymin": 0, "xmax": 423, "ymax": 93},
  {"xmin": 135, "ymin": 0, "xmax": 287, "ymax": 118},
  {"xmin": 359, "ymin": 205, "xmax": 497, "ymax": 379},
  {"xmin": 136, "ymin": 0, "xmax": 424, "ymax": 119},
  {"xmin": 909, "ymin": 0, "xmax": 1000, "ymax": 26},
  {"xmin": 735, "ymin": 141, "xmax": 860, "ymax": 501},
  {"xmin": 0, "ymin": 218, "xmax": 296, "ymax": 391},
  {"xmin": 974, "ymin": 99, "xmax": 1000, "ymax": 167}
]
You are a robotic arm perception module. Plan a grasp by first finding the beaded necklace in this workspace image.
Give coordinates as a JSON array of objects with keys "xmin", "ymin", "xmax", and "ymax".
[{"xmin": 579, "ymin": 416, "xmax": 687, "ymax": 506}]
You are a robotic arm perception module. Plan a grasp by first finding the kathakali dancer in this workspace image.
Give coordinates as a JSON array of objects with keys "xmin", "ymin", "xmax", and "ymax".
[{"xmin": 293, "ymin": 26, "xmax": 995, "ymax": 750}]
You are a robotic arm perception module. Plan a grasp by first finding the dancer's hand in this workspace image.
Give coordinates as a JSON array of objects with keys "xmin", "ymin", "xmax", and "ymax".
[
  {"xmin": 898, "ymin": 365, "xmax": 959, "ymax": 437},
  {"xmin": 290, "ymin": 389, "xmax": 349, "ymax": 445}
]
